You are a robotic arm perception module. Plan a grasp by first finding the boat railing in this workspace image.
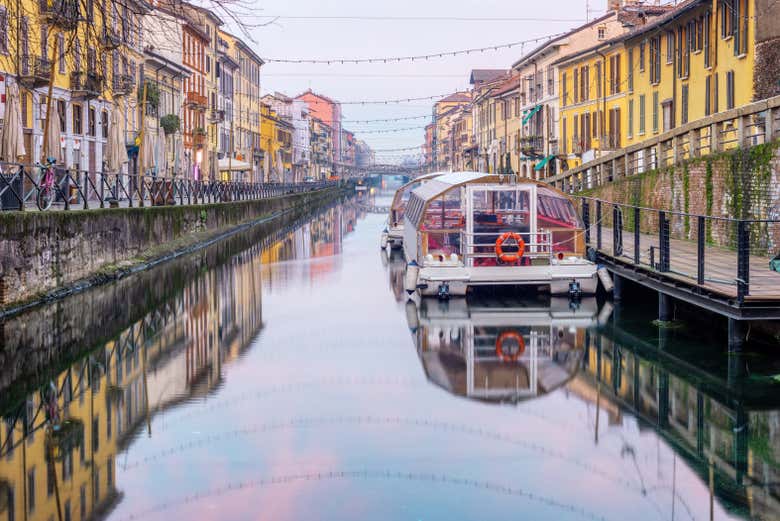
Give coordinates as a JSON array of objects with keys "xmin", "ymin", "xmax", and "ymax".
[{"xmin": 461, "ymin": 230, "xmax": 554, "ymax": 262}]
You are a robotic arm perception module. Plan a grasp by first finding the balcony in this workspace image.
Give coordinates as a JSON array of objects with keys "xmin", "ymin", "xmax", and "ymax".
[
  {"xmin": 18, "ymin": 55, "xmax": 51, "ymax": 89},
  {"xmin": 39, "ymin": 0, "xmax": 81, "ymax": 31},
  {"xmin": 70, "ymin": 71, "xmax": 102, "ymax": 100},
  {"xmin": 112, "ymin": 74, "xmax": 134, "ymax": 96},
  {"xmin": 209, "ymin": 109, "xmax": 225, "ymax": 124},
  {"xmin": 253, "ymin": 146, "xmax": 264, "ymax": 158},
  {"xmin": 519, "ymin": 135, "xmax": 545, "ymax": 158},
  {"xmin": 186, "ymin": 91, "xmax": 208, "ymax": 111},
  {"xmin": 101, "ymin": 29, "xmax": 121, "ymax": 50},
  {"xmin": 192, "ymin": 130, "xmax": 207, "ymax": 148}
]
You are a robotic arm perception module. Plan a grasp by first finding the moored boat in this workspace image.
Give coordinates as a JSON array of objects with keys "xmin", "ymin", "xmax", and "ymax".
[
  {"xmin": 402, "ymin": 172, "xmax": 597, "ymax": 298},
  {"xmin": 381, "ymin": 172, "xmax": 442, "ymax": 250}
]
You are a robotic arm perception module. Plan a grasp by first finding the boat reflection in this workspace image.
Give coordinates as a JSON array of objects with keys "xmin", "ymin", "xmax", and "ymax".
[{"xmin": 408, "ymin": 296, "xmax": 602, "ymax": 403}]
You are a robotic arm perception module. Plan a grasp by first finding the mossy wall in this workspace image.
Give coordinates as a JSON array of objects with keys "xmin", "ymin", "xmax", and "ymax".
[
  {"xmin": 578, "ymin": 141, "xmax": 780, "ymax": 252},
  {"xmin": 0, "ymin": 188, "xmax": 343, "ymax": 308}
]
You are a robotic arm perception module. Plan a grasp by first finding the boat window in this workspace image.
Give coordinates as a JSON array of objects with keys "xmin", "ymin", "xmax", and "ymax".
[
  {"xmin": 536, "ymin": 187, "xmax": 583, "ymax": 254},
  {"xmin": 468, "ymin": 188, "xmax": 532, "ymax": 267},
  {"xmin": 422, "ymin": 190, "xmax": 463, "ymax": 231}
]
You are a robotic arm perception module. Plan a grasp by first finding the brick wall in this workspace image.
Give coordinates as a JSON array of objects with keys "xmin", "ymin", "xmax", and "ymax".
[{"xmin": 578, "ymin": 142, "xmax": 780, "ymax": 253}]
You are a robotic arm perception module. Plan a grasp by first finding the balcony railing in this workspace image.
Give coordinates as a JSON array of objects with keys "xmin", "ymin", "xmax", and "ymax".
[
  {"xmin": 186, "ymin": 92, "xmax": 208, "ymax": 110},
  {"xmin": 18, "ymin": 55, "xmax": 51, "ymax": 89},
  {"xmin": 39, "ymin": 0, "xmax": 81, "ymax": 31},
  {"xmin": 112, "ymin": 74, "xmax": 134, "ymax": 96},
  {"xmin": 209, "ymin": 109, "xmax": 225, "ymax": 124},
  {"xmin": 101, "ymin": 29, "xmax": 121, "ymax": 50},
  {"xmin": 519, "ymin": 135, "xmax": 545, "ymax": 157},
  {"xmin": 70, "ymin": 71, "xmax": 103, "ymax": 100}
]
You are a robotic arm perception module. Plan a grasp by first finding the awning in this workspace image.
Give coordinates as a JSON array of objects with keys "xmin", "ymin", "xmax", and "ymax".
[
  {"xmin": 534, "ymin": 154, "xmax": 555, "ymax": 171},
  {"xmin": 522, "ymin": 104, "xmax": 543, "ymax": 125},
  {"xmin": 218, "ymin": 158, "xmax": 252, "ymax": 172}
]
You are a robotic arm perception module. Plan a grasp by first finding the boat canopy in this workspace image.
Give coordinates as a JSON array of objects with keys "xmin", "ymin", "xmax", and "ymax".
[{"xmin": 390, "ymin": 172, "xmax": 444, "ymax": 210}]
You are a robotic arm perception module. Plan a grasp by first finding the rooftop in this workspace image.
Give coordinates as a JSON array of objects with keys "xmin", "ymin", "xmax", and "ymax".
[{"xmin": 469, "ymin": 69, "xmax": 510, "ymax": 85}]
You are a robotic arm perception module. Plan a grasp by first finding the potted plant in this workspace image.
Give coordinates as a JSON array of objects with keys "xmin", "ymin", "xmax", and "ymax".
[
  {"xmin": 138, "ymin": 80, "xmax": 160, "ymax": 111},
  {"xmin": 160, "ymin": 114, "xmax": 180, "ymax": 135},
  {"xmin": 193, "ymin": 126, "xmax": 207, "ymax": 147}
]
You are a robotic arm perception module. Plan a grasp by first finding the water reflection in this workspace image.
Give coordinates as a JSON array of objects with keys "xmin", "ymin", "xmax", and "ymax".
[
  {"xmin": 0, "ymin": 202, "xmax": 355, "ymax": 521},
  {"xmin": 404, "ymin": 289, "xmax": 780, "ymax": 520},
  {"xmin": 408, "ymin": 296, "xmax": 600, "ymax": 403}
]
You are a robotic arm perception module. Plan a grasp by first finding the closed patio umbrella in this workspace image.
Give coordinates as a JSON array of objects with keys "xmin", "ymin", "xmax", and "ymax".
[
  {"xmin": 139, "ymin": 116, "xmax": 156, "ymax": 174},
  {"xmin": 44, "ymin": 100, "xmax": 62, "ymax": 164},
  {"xmin": 155, "ymin": 129, "xmax": 168, "ymax": 176},
  {"xmin": 0, "ymin": 83, "xmax": 26, "ymax": 162},
  {"xmin": 107, "ymin": 103, "xmax": 128, "ymax": 173}
]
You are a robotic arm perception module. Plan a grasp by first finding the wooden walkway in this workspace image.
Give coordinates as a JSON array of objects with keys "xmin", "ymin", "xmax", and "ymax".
[{"xmin": 596, "ymin": 226, "xmax": 780, "ymax": 301}]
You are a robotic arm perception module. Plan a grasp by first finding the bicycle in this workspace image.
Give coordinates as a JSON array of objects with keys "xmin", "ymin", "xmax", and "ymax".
[{"xmin": 36, "ymin": 157, "xmax": 57, "ymax": 211}]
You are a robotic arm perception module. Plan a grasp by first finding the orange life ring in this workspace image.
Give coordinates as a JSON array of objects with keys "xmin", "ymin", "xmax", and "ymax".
[
  {"xmin": 495, "ymin": 232, "xmax": 526, "ymax": 264},
  {"xmin": 495, "ymin": 330, "xmax": 526, "ymax": 362}
]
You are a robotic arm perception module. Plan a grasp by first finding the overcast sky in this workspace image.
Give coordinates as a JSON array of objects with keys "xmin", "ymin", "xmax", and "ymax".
[{"xmin": 227, "ymin": 0, "xmax": 612, "ymax": 161}]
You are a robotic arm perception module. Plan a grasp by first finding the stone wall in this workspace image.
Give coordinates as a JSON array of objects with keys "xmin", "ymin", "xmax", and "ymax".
[
  {"xmin": 578, "ymin": 142, "xmax": 780, "ymax": 252},
  {"xmin": 0, "ymin": 187, "xmax": 343, "ymax": 308}
]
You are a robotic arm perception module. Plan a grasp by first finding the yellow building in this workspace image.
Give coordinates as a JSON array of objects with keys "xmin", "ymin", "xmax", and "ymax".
[
  {"xmin": 0, "ymin": 0, "xmax": 147, "ymax": 172},
  {"xmin": 557, "ymin": 39, "xmax": 628, "ymax": 170},
  {"xmin": 219, "ymin": 31, "xmax": 265, "ymax": 182},
  {"xmin": 623, "ymin": 0, "xmax": 762, "ymax": 150},
  {"xmin": 259, "ymin": 103, "xmax": 292, "ymax": 182},
  {"xmin": 558, "ymin": 0, "xmax": 779, "ymax": 171}
]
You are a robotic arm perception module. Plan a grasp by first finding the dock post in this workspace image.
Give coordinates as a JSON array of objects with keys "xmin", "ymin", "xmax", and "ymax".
[
  {"xmin": 658, "ymin": 292, "xmax": 672, "ymax": 322},
  {"xmin": 727, "ymin": 318, "xmax": 745, "ymax": 352}
]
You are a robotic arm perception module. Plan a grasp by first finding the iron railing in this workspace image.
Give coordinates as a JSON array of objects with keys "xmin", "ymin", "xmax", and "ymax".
[
  {"xmin": 0, "ymin": 162, "xmax": 338, "ymax": 212},
  {"xmin": 550, "ymin": 95, "xmax": 780, "ymax": 192},
  {"xmin": 577, "ymin": 196, "xmax": 780, "ymax": 302}
]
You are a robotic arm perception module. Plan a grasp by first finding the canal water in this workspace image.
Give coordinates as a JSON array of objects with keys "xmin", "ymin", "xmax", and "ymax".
[{"xmin": 2, "ymin": 192, "xmax": 780, "ymax": 521}]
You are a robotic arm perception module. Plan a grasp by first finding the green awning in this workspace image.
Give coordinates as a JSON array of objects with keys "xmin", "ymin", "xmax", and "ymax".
[
  {"xmin": 534, "ymin": 154, "xmax": 555, "ymax": 171},
  {"xmin": 522, "ymin": 104, "xmax": 543, "ymax": 125}
]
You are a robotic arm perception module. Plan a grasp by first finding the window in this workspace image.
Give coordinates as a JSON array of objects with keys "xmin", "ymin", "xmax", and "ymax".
[
  {"xmin": 595, "ymin": 61, "xmax": 602, "ymax": 98},
  {"xmin": 562, "ymin": 117, "xmax": 567, "ymax": 154},
  {"xmin": 649, "ymin": 36, "xmax": 662, "ymax": 84},
  {"xmin": 87, "ymin": 0, "xmax": 94, "ymax": 21},
  {"xmin": 581, "ymin": 65, "xmax": 589, "ymax": 101},
  {"xmin": 73, "ymin": 104, "xmax": 82, "ymax": 135},
  {"xmin": 598, "ymin": 25, "xmax": 606, "ymax": 40},
  {"xmin": 639, "ymin": 42, "xmax": 645, "ymax": 72},
  {"xmin": 666, "ymin": 32, "xmax": 674, "ymax": 64},
  {"xmin": 27, "ymin": 468, "xmax": 35, "ymax": 513},
  {"xmin": 609, "ymin": 55, "xmax": 621, "ymax": 94},
  {"xmin": 726, "ymin": 70, "xmax": 735, "ymax": 109},
  {"xmin": 573, "ymin": 67, "xmax": 579, "ymax": 103},
  {"xmin": 721, "ymin": 0, "xmax": 735, "ymax": 39},
  {"xmin": 80, "ymin": 485, "xmax": 86, "ymax": 521},
  {"xmin": 681, "ymin": 85, "xmax": 689, "ymax": 124},
  {"xmin": 562, "ymin": 71, "xmax": 568, "ymax": 106},
  {"xmin": 74, "ymin": 39, "xmax": 81, "ymax": 72},
  {"xmin": 547, "ymin": 65, "xmax": 554, "ymax": 95},
  {"xmin": 704, "ymin": 11, "xmax": 712, "ymax": 67},
  {"xmin": 628, "ymin": 48, "xmax": 634, "ymax": 91},
  {"xmin": 713, "ymin": 72, "xmax": 719, "ymax": 113},
  {"xmin": 88, "ymin": 107, "xmax": 96, "ymax": 136},
  {"xmin": 57, "ymin": 100, "xmax": 66, "ymax": 133},
  {"xmin": 0, "ymin": 6, "xmax": 7, "ymax": 54},
  {"xmin": 628, "ymin": 99, "xmax": 634, "ymax": 137},
  {"xmin": 696, "ymin": 17, "xmax": 704, "ymax": 51},
  {"xmin": 705, "ymin": 75, "xmax": 712, "ymax": 116},
  {"xmin": 639, "ymin": 94, "xmax": 646, "ymax": 134},
  {"xmin": 58, "ymin": 33, "xmax": 65, "ymax": 73},
  {"xmin": 734, "ymin": 0, "xmax": 748, "ymax": 55}
]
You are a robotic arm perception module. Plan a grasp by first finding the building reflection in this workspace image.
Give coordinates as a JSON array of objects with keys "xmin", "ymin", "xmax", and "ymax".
[
  {"xmin": 260, "ymin": 202, "xmax": 362, "ymax": 287},
  {"xmin": 0, "ymin": 240, "xmax": 265, "ymax": 521},
  {"xmin": 408, "ymin": 296, "xmax": 601, "ymax": 403},
  {"xmin": 574, "ymin": 322, "xmax": 780, "ymax": 520}
]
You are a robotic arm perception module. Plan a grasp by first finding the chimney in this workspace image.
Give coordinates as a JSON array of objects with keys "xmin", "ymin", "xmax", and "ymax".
[{"xmin": 608, "ymin": 0, "xmax": 622, "ymax": 11}]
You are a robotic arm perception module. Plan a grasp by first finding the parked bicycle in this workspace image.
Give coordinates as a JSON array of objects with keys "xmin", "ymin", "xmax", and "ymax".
[{"xmin": 36, "ymin": 157, "xmax": 57, "ymax": 211}]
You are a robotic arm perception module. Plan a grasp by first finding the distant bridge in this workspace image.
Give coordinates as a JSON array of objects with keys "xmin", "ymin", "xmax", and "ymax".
[{"xmin": 358, "ymin": 164, "xmax": 422, "ymax": 177}]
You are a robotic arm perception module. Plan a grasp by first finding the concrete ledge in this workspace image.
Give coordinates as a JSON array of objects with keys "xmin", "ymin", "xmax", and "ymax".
[{"xmin": 0, "ymin": 186, "xmax": 347, "ymax": 309}]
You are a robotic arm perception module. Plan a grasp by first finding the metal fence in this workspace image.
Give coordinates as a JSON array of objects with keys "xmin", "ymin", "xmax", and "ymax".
[
  {"xmin": 0, "ymin": 162, "xmax": 336, "ymax": 211},
  {"xmin": 576, "ymin": 196, "xmax": 780, "ymax": 302}
]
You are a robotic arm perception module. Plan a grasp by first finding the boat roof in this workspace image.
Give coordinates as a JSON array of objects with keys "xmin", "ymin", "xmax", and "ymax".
[{"xmin": 410, "ymin": 172, "xmax": 569, "ymax": 203}]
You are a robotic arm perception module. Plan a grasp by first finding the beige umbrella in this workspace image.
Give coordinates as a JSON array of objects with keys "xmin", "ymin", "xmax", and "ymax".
[
  {"xmin": 0, "ymin": 83, "xmax": 26, "ymax": 162},
  {"xmin": 139, "ymin": 116, "xmax": 156, "ymax": 173},
  {"xmin": 43, "ymin": 99, "xmax": 62, "ymax": 164},
  {"xmin": 155, "ymin": 128, "xmax": 168, "ymax": 175},
  {"xmin": 107, "ymin": 103, "xmax": 128, "ymax": 173}
]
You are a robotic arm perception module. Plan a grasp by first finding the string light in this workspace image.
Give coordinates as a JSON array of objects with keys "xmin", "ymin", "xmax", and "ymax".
[{"xmin": 262, "ymin": 33, "xmax": 566, "ymax": 65}]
